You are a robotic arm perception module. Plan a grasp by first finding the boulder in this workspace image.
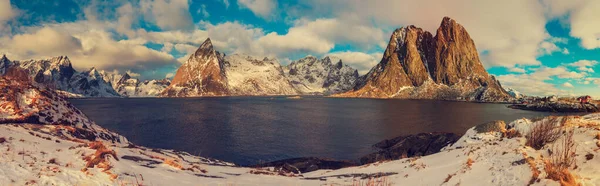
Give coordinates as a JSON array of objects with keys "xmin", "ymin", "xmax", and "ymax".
[
  {"xmin": 474, "ymin": 120, "xmax": 507, "ymax": 133},
  {"xmin": 254, "ymin": 157, "xmax": 356, "ymax": 173},
  {"xmin": 360, "ymin": 132, "xmax": 460, "ymax": 165}
]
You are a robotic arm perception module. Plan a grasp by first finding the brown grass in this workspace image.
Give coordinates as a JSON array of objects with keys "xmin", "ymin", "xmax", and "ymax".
[
  {"xmin": 544, "ymin": 130, "xmax": 578, "ymax": 186},
  {"xmin": 466, "ymin": 158, "xmax": 474, "ymax": 169},
  {"xmin": 522, "ymin": 152, "xmax": 540, "ymax": 185},
  {"xmin": 504, "ymin": 128, "xmax": 522, "ymax": 138},
  {"xmin": 526, "ymin": 117, "xmax": 564, "ymax": 150}
]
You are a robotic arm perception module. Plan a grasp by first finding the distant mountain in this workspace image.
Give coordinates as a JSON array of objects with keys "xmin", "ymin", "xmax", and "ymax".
[
  {"xmin": 334, "ymin": 17, "xmax": 511, "ymax": 102},
  {"xmin": 99, "ymin": 71, "xmax": 171, "ymax": 97},
  {"xmin": 0, "ymin": 55, "xmax": 120, "ymax": 97},
  {"xmin": 506, "ymin": 88, "xmax": 523, "ymax": 99},
  {"xmin": 285, "ymin": 56, "xmax": 359, "ymax": 95}
]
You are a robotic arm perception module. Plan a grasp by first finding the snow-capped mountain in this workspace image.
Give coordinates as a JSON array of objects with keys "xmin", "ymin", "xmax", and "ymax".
[
  {"xmin": 0, "ymin": 55, "xmax": 120, "ymax": 97},
  {"xmin": 224, "ymin": 54, "xmax": 298, "ymax": 95},
  {"xmin": 285, "ymin": 56, "xmax": 359, "ymax": 95},
  {"xmin": 99, "ymin": 71, "xmax": 171, "ymax": 97},
  {"xmin": 335, "ymin": 17, "xmax": 512, "ymax": 102},
  {"xmin": 506, "ymin": 88, "xmax": 523, "ymax": 99},
  {"xmin": 161, "ymin": 38, "xmax": 300, "ymax": 97}
]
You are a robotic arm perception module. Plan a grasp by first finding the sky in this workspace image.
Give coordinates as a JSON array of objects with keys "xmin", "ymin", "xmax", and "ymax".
[{"xmin": 0, "ymin": 0, "xmax": 599, "ymax": 97}]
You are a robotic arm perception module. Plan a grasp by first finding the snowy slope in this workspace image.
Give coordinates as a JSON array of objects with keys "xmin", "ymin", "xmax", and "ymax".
[
  {"xmin": 285, "ymin": 56, "xmax": 358, "ymax": 95},
  {"xmin": 224, "ymin": 54, "xmax": 298, "ymax": 95}
]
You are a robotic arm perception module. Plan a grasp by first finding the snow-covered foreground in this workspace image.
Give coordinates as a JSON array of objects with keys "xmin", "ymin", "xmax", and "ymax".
[{"xmin": 2, "ymin": 77, "xmax": 600, "ymax": 185}]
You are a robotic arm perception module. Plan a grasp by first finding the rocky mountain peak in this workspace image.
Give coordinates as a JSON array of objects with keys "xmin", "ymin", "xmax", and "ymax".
[
  {"xmin": 431, "ymin": 16, "xmax": 488, "ymax": 86},
  {"xmin": 192, "ymin": 38, "xmax": 217, "ymax": 60},
  {"xmin": 1, "ymin": 54, "xmax": 8, "ymax": 62},
  {"xmin": 336, "ymin": 17, "xmax": 511, "ymax": 102},
  {"xmin": 162, "ymin": 38, "xmax": 229, "ymax": 97}
]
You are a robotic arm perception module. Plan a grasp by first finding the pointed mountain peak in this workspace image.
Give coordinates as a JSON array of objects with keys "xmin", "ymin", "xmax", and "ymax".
[
  {"xmin": 438, "ymin": 16, "xmax": 465, "ymax": 32},
  {"xmin": 1, "ymin": 54, "xmax": 8, "ymax": 62},
  {"xmin": 50, "ymin": 56, "xmax": 72, "ymax": 67},
  {"xmin": 200, "ymin": 38, "xmax": 213, "ymax": 49},
  {"xmin": 190, "ymin": 38, "xmax": 218, "ymax": 61}
]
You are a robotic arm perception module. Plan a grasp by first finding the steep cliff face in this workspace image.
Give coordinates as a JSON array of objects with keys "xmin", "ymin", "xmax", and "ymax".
[
  {"xmin": 336, "ymin": 17, "xmax": 511, "ymax": 102},
  {"xmin": 161, "ymin": 38, "xmax": 229, "ymax": 97},
  {"xmin": 285, "ymin": 56, "xmax": 358, "ymax": 95},
  {"xmin": 429, "ymin": 17, "xmax": 489, "ymax": 86}
]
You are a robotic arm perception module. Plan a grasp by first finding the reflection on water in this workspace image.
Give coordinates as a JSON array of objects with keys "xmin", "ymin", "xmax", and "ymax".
[{"xmin": 71, "ymin": 97, "xmax": 556, "ymax": 165}]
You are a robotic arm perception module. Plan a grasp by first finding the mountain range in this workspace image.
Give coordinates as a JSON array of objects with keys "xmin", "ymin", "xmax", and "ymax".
[{"xmin": 0, "ymin": 17, "xmax": 515, "ymax": 102}]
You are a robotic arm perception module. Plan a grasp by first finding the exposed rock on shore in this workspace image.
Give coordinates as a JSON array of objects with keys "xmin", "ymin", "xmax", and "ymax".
[{"xmin": 360, "ymin": 132, "xmax": 460, "ymax": 165}]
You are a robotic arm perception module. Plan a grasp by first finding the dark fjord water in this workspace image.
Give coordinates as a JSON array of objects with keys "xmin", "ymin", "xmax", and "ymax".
[{"xmin": 70, "ymin": 97, "xmax": 556, "ymax": 166}]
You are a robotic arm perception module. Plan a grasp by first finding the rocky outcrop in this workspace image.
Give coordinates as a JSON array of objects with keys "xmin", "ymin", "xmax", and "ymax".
[
  {"xmin": 0, "ymin": 76, "xmax": 124, "ymax": 142},
  {"xmin": 335, "ymin": 17, "xmax": 511, "ymax": 102},
  {"xmin": 474, "ymin": 120, "xmax": 507, "ymax": 133},
  {"xmin": 359, "ymin": 132, "xmax": 460, "ymax": 165},
  {"xmin": 509, "ymin": 102, "xmax": 599, "ymax": 113},
  {"xmin": 255, "ymin": 157, "xmax": 356, "ymax": 173},
  {"xmin": 0, "ymin": 55, "xmax": 120, "ymax": 97},
  {"xmin": 285, "ymin": 56, "xmax": 359, "ymax": 95}
]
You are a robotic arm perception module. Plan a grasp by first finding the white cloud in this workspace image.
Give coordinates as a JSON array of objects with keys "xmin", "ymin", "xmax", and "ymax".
[
  {"xmin": 140, "ymin": 0, "xmax": 194, "ymax": 30},
  {"xmin": 1, "ymin": 23, "xmax": 177, "ymax": 76},
  {"xmin": 562, "ymin": 82, "xmax": 574, "ymax": 88},
  {"xmin": 126, "ymin": 70, "xmax": 141, "ymax": 77},
  {"xmin": 326, "ymin": 51, "xmax": 382, "ymax": 75},
  {"xmin": 237, "ymin": 0, "xmax": 277, "ymax": 19},
  {"xmin": 538, "ymin": 41, "xmax": 561, "ymax": 55},
  {"xmin": 568, "ymin": 60, "xmax": 598, "ymax": 73},
  {"xmin": 497, "ymin": 66, "xmax": 587, "ymax": 96},
  {"xmin": 257, "ymin": 18, "xmax": 385, "ymax": 57},
  {"xmin": 542, "ymin": 0, "xmax": 600, "ymax": 49},
  {"xmin": 198, "ymin": 4, "xmax": 210, "ymax": 18},
  {"xmin": 0, "ymin": 0, "xmax": 18, "ymax": 32},
  {"xmin": 221, "ymin": 0, "xmax": 230, "ymax": 9},
  {"xmin": 562, "ymin": 48, "xmax": 570, "ymax": 54},
  {"xmin": 116, "ymin": 3, "xmax": 137, "ymax": 37},
  {"xmin": 508, "ymin": 67, "xmax": 526, "ymax": 73},
  {"xmin": 9, "ymin": 27, "xmax": 83, "ymax": 56},
  {"xmin": 302, "ymin": 0, "xmax": 548, "ymax": 68}
]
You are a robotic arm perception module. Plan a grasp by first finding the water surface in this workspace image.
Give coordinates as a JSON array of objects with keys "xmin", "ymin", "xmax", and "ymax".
[{"xmin": 70, "ymin": 97, "xmax": 556, "ymax": 165}]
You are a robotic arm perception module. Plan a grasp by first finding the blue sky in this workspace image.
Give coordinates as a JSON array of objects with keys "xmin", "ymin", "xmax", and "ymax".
[{"xmin": 0, "ymin": 0, "xmax": 599, "ymax": 97}]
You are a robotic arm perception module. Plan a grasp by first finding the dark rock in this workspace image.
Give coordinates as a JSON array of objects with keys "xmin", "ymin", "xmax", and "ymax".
[
  {"xmin": 509, "ymin": 102, "xmax": 599, "ymax": 113},
  {"xmin": 254, "ymin": 157, "xmax": 356, "ymax": 173},
  {"xmin": 360, "ymin": 132, "xmax": 460, "ymax": 165}
]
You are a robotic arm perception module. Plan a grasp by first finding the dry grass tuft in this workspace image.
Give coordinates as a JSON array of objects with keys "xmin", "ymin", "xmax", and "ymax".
[
  {"xmin": 504, "ymin": 129, "xmax": 522, "ymax": 139},
  {"xmin": 466, "ymin": 158, "xmax": 474, "ymax": 169},
  {"xmin": 526, "ymin": 117, "xmax": 564, "ymax": 150},
  {"xmin": 544, "ymin": 130, "xmax": 578, "ymax": 186},
  {"xmin": 352, "ymin": 175, "xmax": 392, "ymax": 186}
]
